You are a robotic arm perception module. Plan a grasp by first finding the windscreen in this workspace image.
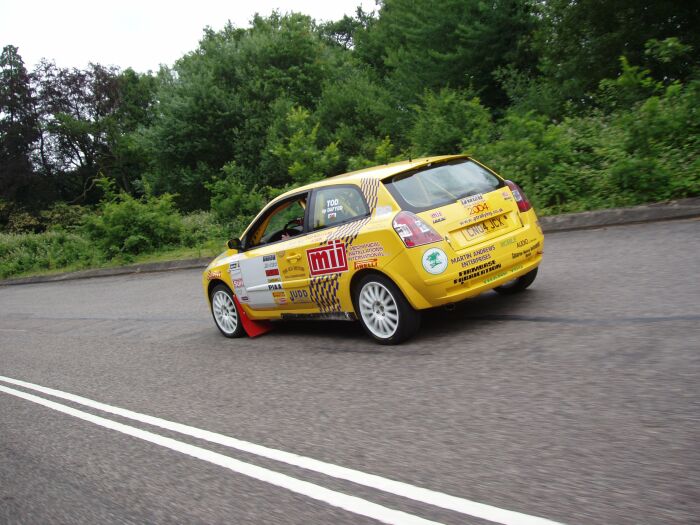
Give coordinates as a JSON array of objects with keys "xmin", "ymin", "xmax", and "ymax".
[{"xmin": 385, "ymin": 160, "xmax": 502, "ymax": 212}]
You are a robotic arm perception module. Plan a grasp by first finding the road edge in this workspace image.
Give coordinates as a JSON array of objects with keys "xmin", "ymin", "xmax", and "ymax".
[
  {"xmin": 2, "ymin": 196, "xmax": 699, "ymax": 287},
  {"xmin": 539, "ymin": 196, "xmax": 700, "ymax": 233}
]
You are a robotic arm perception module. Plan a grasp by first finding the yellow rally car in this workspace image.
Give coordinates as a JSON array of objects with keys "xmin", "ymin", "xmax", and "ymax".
[{"xmin": 202, "ymin": 155, "xmax": 544, "ymax": 344}]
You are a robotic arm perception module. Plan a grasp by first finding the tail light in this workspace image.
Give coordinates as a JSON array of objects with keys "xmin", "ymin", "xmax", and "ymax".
[
  {"xmin": 505, "ymin": 180, "xmax": 532, "ymax": 213},
  {"xmin": 392, "ymin": 211, "xmax": 442, "ymax": 247}
]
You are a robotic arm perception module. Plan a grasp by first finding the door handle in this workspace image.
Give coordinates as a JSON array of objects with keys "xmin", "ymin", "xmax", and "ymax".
[{"xmin": 286, "ymin": 253, "xmax": 301, "ymax": 263}]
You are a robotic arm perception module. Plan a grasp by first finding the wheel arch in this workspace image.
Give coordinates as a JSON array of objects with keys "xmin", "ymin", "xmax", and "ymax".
[
  {"xmin": 207, "ymin": 279, "xmax": 231, "ymax": 301},
  {"xmin": 349, "ymin": 268, "xmax": 392, "ymax": 301}
]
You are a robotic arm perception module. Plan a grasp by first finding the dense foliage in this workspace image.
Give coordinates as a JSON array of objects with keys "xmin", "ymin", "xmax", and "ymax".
[{"xmin": 1, "ymin": 1, "xmax": 699, "ymax": 277}]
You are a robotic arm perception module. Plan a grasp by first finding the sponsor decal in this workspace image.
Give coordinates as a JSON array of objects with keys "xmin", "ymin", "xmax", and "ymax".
[
  {"xmin": 267, "ymin": 277, "xmax": 281, "ymax": 283},
  {"xmin": 274, "ymin": 297, "xmax": 288, "ymax": 305},
  {"xmin": 516, "ymin": 239, "xmax": 529, "ymax": 247},
  {"xmin": 272, "ymin": 291, "xmax": 285, "ymax": 298},
  {"xmin": 240, "ymin": 296, "xmax": 249, "ymax": 302},
  {"xmin": 263, "ymin": 254, "xmax": 276, "ymax": 262},
  {"xmin": 453, "ymin": 260, "xmax": 502, "ymax": 285},
  {"xmin": 268, "ymin": 282, "xmax": 283, "ymax": 291},
  {"xmin": 460, "ymin": 208, "xmax": 505, "ymax": 225},
  {"xmin": 375, "ymin": 205, "xmax": 393, "ymax": 218},
  {"xmin": 207, "ymin": 270, "xmax": 222, "ymax": 280},
  {"xmin": 232, "ymin": 278, "xmax": 244, "ymax": 287},
  {"xmin": 483, "ymin": 263, "xmax": 524, "ymax": 285},
  {"xmin": 511, "ymin": 189, "xmax": 522, "ymax": 201},
  {"xmin": 422, "ymin": 248, "xmax": 448, "ymax": 275},
  {"xmin": 229, "ymin": 261, "xmax": 239, "ymax": 270},
  {"xmin": 460, "ymin": 194, "xmax": 484, "ymax": 206},
  {"xmin": 468, "ymin": 203, "xmax": 489, "ymax": 216},
  {"xmin": 347, "ymin": 241, "xmax": 386, "ymax": 261},
  {"xmin": 500, "ymin": 237, "xmax": 515, "ymax": 248},
  {"xmin": 484, "ymin": 270, "xmax": 509, "ymax": 284},
  {"xmin": 307, "ymin": 239, "xmax": 348, "ymax": 276},
  {"xmin": 450, "ymin": 246, "xmax": 495, "ymax": 268},
  {"xmin": 322, "ymin": 198, "xmax": 344, "ymax": 220},
  {"xmin": 354, "ymin": 258, "xmax": 378, "ymax": 270},
  {"xmin": 289, "ymin": 289, "xmax": 313, "ymax": 303},
  {"xmin": 431, "ymin": 210, "xmax": 446, "ymax": 223},
  {"xmin": 502, "ymin": 190, "xmax": 512, "ymax": 200},
  {"xmin": 265, "ymin": 268, "xmax": 280, "ymax": 277},
  {"xmin": 282, "ymin": 265, "xmax": 305, "ymax": 278},
  {"xmin": 511, "ymin": 241, "xmax": 541, "ymax": 259}
]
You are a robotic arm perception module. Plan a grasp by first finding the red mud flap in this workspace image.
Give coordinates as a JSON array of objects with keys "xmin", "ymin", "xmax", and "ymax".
[{"xmin": 233, "ymin": 296, "xmax": 273, "ymax": 338}]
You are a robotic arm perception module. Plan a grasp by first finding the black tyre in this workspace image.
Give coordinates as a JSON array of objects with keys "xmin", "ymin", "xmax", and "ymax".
[
  {"xmin": 494, "ymin": 267, "xmax": 538, "ymax": 295},
  {"xmin": 353, "ymin": 273, "xmax": 421, "ymax": 345},
  {"xmin": 209, "ymin": 284, "xmax": 245, "ymax": 338}
]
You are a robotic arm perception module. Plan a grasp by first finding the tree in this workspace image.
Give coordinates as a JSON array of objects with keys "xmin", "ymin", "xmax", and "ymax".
[
  {"xmin": 534, "ymin": 0, "xmax": 700, "ymax": 108},
  {"xmin": 409, "ymin": 88, "xmax": 493, "ymax": 156},
  {"xmin": 356, "ymin": 0, "xmax": 538, "ymax": 109},
  {"xmin": 141, "ymin": 13, "xmax": 339, "ymax": 209},
  {"xmin": 0, "ymin": 45, "xmax": 39, "ymax": 207}
]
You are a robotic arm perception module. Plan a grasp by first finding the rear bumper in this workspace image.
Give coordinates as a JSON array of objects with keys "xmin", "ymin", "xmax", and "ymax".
[{"xmin": 384, "ymin": 212, "xmax": 544, "ymax": 309}]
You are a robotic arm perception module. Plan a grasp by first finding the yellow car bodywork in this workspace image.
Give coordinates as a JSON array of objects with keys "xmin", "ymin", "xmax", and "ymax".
[{"xmin": 202, "ymin": 155, "xmax": 544, "ymax": 322}]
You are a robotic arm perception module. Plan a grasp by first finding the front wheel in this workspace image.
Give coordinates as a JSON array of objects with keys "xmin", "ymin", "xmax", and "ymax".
[
  {"xmin": 353, "ymin": 274, "xmax": 421, "ymax": 345},
  {"xmin": 210, "ymin": 284, "xmax": 245, "ymax": 338},
  {"xmin": 494, "ymin": 267, "xmax": 538, "ymax": 295}
]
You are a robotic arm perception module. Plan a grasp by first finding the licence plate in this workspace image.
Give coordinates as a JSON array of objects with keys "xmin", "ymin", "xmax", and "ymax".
[{"xmin": 462, "ymin": 214, "xmax": 509, "ymax": 240}]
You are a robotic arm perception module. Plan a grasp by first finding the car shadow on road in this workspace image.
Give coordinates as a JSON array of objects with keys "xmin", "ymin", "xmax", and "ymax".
[{"xmin": 266, "ymin": 289, "xmax": 538, "ymax": 351}]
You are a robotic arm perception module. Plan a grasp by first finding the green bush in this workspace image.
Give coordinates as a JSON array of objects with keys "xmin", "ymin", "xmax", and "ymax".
[
  {"xmin": 83, "ymin": 192, "xmax": 183, "ymax": 257},
  {"xmin": 0, "ymin": 231, "xmax": 102, "ymax": 279},
  {"xmin": 180, "ymin": 211, "xmax": 228, "ymax": 248},
  {"xmin": 5, "ymin": 210, "xmax": 41, "ymax": 233},
  {"xmin": 478, "ymin": 78, "xmax": 700, "ymax": 214},
  {"xmin": 40, "ymin": 203, "xmax": 90, "ymax": 231},
  {"xmin": 207, "ymin": 167, "xmax": 267, "ymax": 230},
  {"xmin": 409, "ymin": 88, "xmax": 494, "ymax": 156}
]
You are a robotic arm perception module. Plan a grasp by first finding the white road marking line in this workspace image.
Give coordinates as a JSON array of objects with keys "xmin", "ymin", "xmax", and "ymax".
[
  {"xmin": 0, "ymin": 328, "xmax": 27, "ymax": 332},
  {"xmin": 0, "ymin": 375, "xmax": 564, "ymax": 525},
  {"xmin": 0, "ymin": 384, "xmax": 442, "ymax": 525}
]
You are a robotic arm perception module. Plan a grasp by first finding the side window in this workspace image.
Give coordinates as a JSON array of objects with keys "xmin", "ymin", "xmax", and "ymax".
[
  {"xmin": 248, "ymin": 195, "xmax": 307, "ymax": 248},
  {"xmin": 312, "ymin": 186, "xmax": 369, "ymax": 230}
]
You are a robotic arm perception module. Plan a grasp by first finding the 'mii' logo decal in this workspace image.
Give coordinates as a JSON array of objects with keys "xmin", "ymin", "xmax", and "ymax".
[{"xmin": 307, "ymin": 239, "xmax": 348, "ymax": 276}]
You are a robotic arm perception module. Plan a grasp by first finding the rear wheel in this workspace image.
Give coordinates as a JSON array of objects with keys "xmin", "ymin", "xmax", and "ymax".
[
  {"xmin": 210, "ymin": 284, "xmax": 245, "ymax": 338},
  {"xmin": 494, "ymin": 268, "xmax": 538, "ymax": 295},
  {"xmin": 353, "ymin": 274, "xmax": 421, "ymax": 345}
]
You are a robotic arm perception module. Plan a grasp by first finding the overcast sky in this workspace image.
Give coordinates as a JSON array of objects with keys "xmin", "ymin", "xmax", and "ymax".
[{"xmin": 1, "ymin": 0, "xmax": 378, "ymax": 73}]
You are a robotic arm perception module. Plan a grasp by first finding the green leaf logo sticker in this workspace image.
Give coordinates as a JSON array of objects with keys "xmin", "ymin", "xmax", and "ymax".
[{"xmin": 422, "ymin": 248, "xmax": 447, "ymax": 275}]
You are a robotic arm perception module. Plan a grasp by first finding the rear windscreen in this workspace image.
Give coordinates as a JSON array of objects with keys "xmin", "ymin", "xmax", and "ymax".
[{"xmin": 384, "ymin": 159, "xmax": 502, "ymax": 212}]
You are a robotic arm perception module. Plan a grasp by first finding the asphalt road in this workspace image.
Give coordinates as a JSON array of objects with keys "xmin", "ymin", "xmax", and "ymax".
[{"xmin": 1, "ymin": 218, "xmax": 699, "ymax": 525}]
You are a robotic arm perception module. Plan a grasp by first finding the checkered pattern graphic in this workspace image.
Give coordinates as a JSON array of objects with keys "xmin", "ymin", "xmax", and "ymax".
[
  {"xmin": 309, "ymin": 177, "xmax": 380, "ymax": 313},
  {"xmin": 308, "ymin": 274, "xmax": 342, "ymax": 312}
]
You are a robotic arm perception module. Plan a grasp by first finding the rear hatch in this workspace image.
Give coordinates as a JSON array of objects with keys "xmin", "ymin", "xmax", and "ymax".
[{"xmin": 384, "ymin": 158, "xmax": 522, "ymax": 253}]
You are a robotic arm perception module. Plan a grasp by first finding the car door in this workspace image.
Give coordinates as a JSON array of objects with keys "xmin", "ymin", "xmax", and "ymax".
[
  {"xmin": 234, "ymin": 192, "xmax": 317, "ymax": 312},
  {"xmin": 300, "ymin": 184, "xmax": 372, "ymax": 313}
]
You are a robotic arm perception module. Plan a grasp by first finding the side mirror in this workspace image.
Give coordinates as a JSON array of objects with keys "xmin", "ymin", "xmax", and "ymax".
[{"xmin": 227, "ymin": 238, "xmax": 241, "ymax": 250}]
